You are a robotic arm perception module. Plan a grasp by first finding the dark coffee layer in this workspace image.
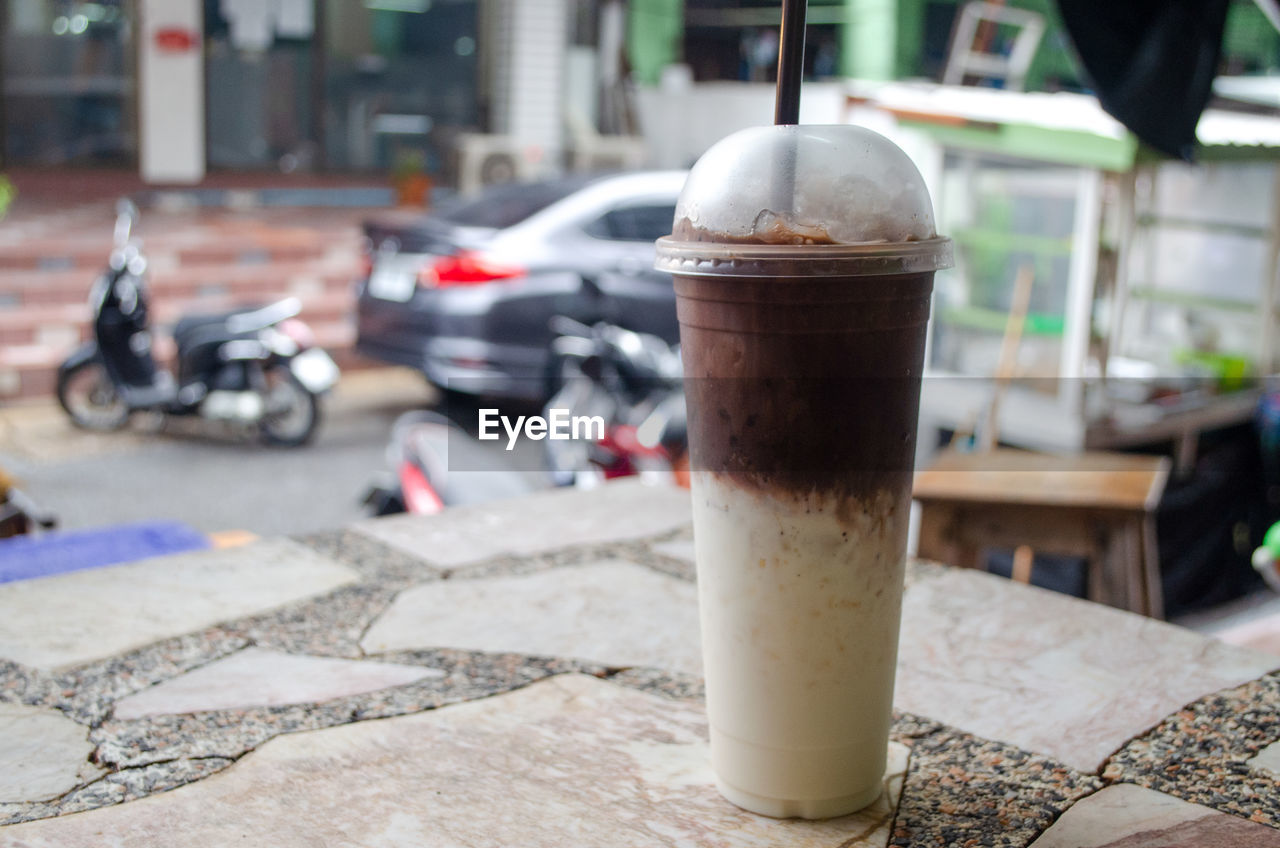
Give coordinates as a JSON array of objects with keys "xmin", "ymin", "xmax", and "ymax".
[{"xmin": 675, "ymin": 271, "xmax": 933, "ymax": 508}]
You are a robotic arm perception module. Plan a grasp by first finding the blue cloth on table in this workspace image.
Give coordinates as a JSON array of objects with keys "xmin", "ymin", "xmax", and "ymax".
[{"xmin": 0, "ymin": 521, "xmax": 210, "ymax": 584}]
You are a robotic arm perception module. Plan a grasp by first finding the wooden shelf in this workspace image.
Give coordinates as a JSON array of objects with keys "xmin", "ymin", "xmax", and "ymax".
[
  {"xmin": 937, "ymin": 305, "xmax": 1065, "ymax": 336},
  {"xmin": 952, "ymin": 226, "xmax": 1074, "ymax": 257},
  {"xmin": 1126, "ymin": 286, "xmax": 1261, "ymax": 315}
]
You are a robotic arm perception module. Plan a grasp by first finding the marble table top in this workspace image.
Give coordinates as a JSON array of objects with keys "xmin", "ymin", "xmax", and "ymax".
[{"xmin": 1, "ymin": 479, "xmax": 1278, "ymax": 847}]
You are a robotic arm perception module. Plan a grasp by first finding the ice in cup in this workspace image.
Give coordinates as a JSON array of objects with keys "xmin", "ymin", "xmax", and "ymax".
[{"xmin": 655, "ymin": 125, "xmax": 952, "ymax": 819}]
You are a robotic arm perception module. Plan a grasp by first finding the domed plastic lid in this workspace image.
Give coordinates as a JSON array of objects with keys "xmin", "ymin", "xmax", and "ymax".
[{"xmin": 655, "ymin": 125, "xmax": 952, "ymax": 277}]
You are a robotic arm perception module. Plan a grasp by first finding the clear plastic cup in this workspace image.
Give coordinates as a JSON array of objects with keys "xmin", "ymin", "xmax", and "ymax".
[{"xmin": 655, "ymin": 125, "xmax": 952, "ymax": 819}]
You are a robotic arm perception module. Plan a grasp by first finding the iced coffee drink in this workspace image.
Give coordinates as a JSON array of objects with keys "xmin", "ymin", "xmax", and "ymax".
[{"xmin": 655, "ymin": 125, "xmax": 952, "ymax": 819}]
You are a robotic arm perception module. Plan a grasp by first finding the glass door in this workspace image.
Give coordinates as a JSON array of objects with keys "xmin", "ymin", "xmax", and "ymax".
[
  {"xmin": 204, "ymin": 0, "xmax": 315, "ymax": 170},
  {"xmin": 323, "ymin": 0, "xmax": 479, "ymax": 174},
  {"xmin": 1, "ymin": 0, "xmax": 137, "ymax": 166}
]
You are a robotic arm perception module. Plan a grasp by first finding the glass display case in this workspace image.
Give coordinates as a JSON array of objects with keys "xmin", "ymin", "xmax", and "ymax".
[
  {"xmin": 931, "ymin": 154, "xmax": 1079, "ymax": 387},
  {"xmin": 1114, "ymin": 160, "xmax": 1277, "ymax": 382},
  {"xmin": 844, "ymin": 81, "xmax": 1280, "ymax": 459},
  {"xmin": 922, "ymin": 149, "xmax": 1106, "ymax": 452}
]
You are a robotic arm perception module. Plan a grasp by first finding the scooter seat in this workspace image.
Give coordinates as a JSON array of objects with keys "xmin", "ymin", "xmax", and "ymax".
[
  {"xmin": 172, "ymin": 298, "xmax": 301, "ymax": 344},
  {"xmin": 172, "ymin": 307, "xmax": 267, "ymax": 343}
]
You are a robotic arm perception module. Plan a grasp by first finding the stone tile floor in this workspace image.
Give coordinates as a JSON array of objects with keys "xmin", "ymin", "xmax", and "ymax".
[
  {"xmin": 0, "ymin": 480, "xmax": 1277, "ymax": 846},
  {"xmin": 1177, "ymin": 590, "xmax": 1280, "ymax": 659}
]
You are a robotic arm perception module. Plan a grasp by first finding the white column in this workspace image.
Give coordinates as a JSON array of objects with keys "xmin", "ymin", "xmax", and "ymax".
[
  {"xmin": 1262, "ymin": 164, "xmax": 1280, "ymax": 374},
  {"xmin": 488, "ymin": 0, "xmax": 568, "ymax": 175},
  {"xmin": 138, "ymin": 0, "xmax": 205, "ymax": 184},
  {"xmin": 1059, "ymin": 167, "xmax": 1103, "ymax": 414}
]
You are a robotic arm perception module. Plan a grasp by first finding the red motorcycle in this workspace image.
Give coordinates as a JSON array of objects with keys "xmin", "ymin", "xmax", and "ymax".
[{"xmin": 542, "ymin": 317, "xmax": 686, "ymax": 489}]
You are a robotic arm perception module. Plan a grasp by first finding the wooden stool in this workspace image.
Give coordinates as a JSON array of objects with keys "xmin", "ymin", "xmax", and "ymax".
[{"xmin": 913, "ymin": 448, "xmax": 1171, "ymax": 618}]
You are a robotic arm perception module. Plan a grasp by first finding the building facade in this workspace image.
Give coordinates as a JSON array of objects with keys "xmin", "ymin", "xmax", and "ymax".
[
  {"xmin": 3, "ymin": 0, "xmax": 1277, "ymax": 182},
  {"xmin": 628, "ymin": 0, "xmax": 1280, "ymax": 91},
  {"xmin": 0, "ymin": 0, "xmax": 577, "ymax": 183}
]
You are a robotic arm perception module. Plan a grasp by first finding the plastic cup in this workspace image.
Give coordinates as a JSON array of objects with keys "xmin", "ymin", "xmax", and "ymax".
[{"xmin": 655, "ymin": 125, "xmax": 952, "ymax": 819}]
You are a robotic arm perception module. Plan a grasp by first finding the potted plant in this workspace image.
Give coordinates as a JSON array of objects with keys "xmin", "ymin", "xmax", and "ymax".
[
  {"xmin": 391, "ymin": 150, "xmax": 432, "ymax": 208},
  {"xmin": 0, "ymin": 175, "xmax": 14, "ymax": 220}
]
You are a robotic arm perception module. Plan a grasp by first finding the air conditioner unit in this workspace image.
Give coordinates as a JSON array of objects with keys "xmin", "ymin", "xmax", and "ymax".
[
  {"xmin": 564, "ymin": 107, "xmax": 649, "ymax": 173},
  {"xmin": 456, "ymin": 134, "xmax": 543, "ymax": 195}
]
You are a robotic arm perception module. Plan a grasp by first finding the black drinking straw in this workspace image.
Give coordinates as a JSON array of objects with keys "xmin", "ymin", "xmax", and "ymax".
[
  {"xmin": 774, "ymin": 0, "xmax": 808, "ymax": 125},
  {"xmin": 771, "ymin": 0, "xmax": 807, "ymax": 217}
]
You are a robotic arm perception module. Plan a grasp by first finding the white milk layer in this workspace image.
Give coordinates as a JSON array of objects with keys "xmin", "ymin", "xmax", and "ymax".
[{"xmin": 690, "ymin": 471, "xmax": 908, "ymax": 818}]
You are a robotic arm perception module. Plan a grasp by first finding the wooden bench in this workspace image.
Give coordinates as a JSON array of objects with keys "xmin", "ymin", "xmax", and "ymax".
[{"xmin": 914, "ymin": 448, "xmax": 1171, "ymax": 618}]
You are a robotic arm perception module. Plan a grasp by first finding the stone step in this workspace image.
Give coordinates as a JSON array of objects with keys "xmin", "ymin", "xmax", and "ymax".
[
  {"xmin": 0, "ymin": 291, "xmax": 357, "ymax": 347},
  {"xmin": 0, "ymin": 303, "xmax": 88, "ymax": 347},
  {"xmin": 0, "ymin": 202, "xmax": 380, "ymax": 400},
  {"xmin": 0, "ymin": 230, "xmax": 364, "ymax": 272},
  {"xmin": 4, "ymin": 262, "xmax": 363, "ymax": 307},
  {"xmin": 0, "ymin": 316, "xmax": 359, "ymax": 370},
  {"xmin": 0, "ymin": 292, "xmax": 364, "ymax": 401},
  {"xmin": 1, "ymin": 252, "xmax": 364, "ymax": 288},
  {"xmin": 0, "ymin": 324, "xmax": 366, "ymax": 402}
]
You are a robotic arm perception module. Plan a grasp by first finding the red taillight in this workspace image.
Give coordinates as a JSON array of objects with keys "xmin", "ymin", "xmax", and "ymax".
[{"xmin": 418, "ymin": 251, "xmax": 525, "ymax": 289}]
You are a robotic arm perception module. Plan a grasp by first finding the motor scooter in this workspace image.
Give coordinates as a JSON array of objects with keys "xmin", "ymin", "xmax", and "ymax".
[
  {"xmin": 542, "ymin": 317, "xmax": 688, "ymax": 489},
  {"xmin": 362, "ymin": 317, "xmax": 688, "ymax": 516},
  {"xmin": 363, "ymin": 410, "xmax": 540, "ymax": 516},
  {"xmin": 56, "ymin": 200, "xmax": 339, "ymax": 446}
]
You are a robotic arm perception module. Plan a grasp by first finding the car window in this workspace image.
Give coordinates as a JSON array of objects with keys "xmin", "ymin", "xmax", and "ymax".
[
  {"xmin": 582, "ymin": 214, "xmax": 611, "ymax": 239},
  {"xmin": 433, "ymin": 176, "xmax": 598, "ymax": 229},
  {"xmin": 586, "ymin": 205, "xmax": 678, "ymax": 242}
]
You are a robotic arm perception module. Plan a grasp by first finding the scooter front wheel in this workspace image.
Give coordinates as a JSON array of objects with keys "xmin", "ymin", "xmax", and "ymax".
[
  {"xmin": 56, "ymin": 361, "xmax": 130, "ymax": 431},
  {"xmin": 259, "ymin": 363, "xmax": 321, "ymax": 447}
]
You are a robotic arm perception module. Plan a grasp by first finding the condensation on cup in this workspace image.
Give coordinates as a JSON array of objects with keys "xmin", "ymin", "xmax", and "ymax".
[{"xmin": 655, "ymin": 125, "xmax": 953, "ymax": 819}]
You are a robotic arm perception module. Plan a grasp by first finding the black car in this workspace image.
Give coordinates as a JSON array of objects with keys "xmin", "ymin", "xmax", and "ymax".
[{"xmin": 355, "ymin": 171, "xmax": 687, "ymax": 400}]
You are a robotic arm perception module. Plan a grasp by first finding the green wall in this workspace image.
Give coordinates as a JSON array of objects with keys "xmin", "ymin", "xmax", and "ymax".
[
  {"xmin": 1224, "ymin": 0, "xmax": 1280, "ymax": 73},
  {"xmin": 893, "ymin": 0, "xmax": 1081, "ymax": 89},
  {"xmin": 628, "ymin": 0, "xmax": 683, "ymax": 85},
  {"xmin": 626, "ymin": 0, "xmax": 1280, "ymax": 89},
  {"xmin": 843, "ymin": 0, "xmax": 897, "ymax": 80},
  {"xmin": 894, "ymin": 0, "xmax": 1280, "ymax": 88}
]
